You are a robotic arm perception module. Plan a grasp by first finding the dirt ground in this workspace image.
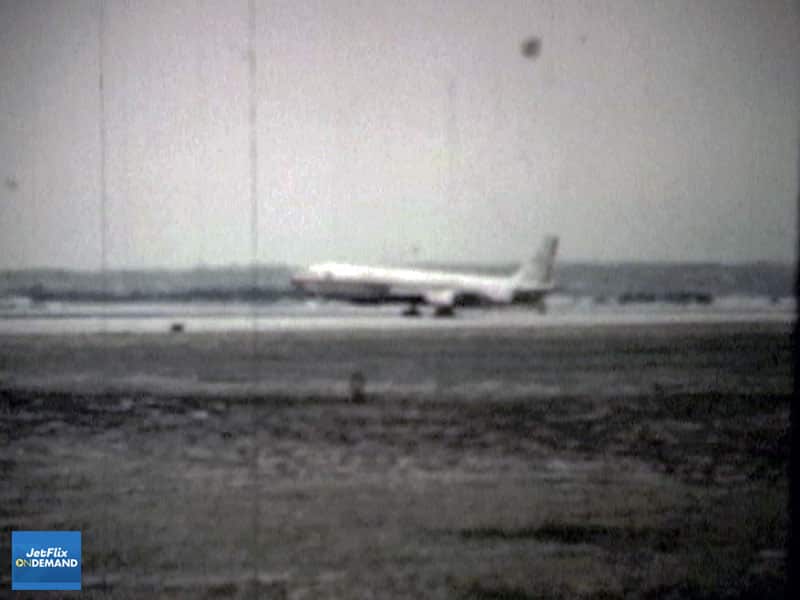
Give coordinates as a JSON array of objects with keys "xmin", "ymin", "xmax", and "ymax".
[{"xmin": 0, "ymin": 321, "xmax": 791, "ymax": 598}]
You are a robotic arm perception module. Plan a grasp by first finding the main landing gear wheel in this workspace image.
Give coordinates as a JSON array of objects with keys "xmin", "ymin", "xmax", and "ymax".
[{"xmin": 434, "ymin": 305, "xmax": 455, "ymax": 318}]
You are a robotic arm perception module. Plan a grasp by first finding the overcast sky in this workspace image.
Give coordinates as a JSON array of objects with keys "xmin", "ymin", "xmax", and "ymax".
[{"xmin": 1, "ymin": 0, "xmax": 798, "ymax": 269}]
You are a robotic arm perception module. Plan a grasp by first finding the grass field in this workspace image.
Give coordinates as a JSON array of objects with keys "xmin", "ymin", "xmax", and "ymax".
[{"xmin": 0, "ymin": 321, "xmax": 791, "ymax": 598}]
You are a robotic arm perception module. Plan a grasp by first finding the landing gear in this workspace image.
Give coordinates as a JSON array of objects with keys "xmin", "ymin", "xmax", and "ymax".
[
  {"xmin": 434, "ymin": 305, "xmax": 455, "ymax": 318},
  {"xmin": 402, "ymin": 302, "xmax": 421, "ymax": 317},
  {"xmin": 401, "ymin": 303, "xmax": 456, "ymax": 317}
]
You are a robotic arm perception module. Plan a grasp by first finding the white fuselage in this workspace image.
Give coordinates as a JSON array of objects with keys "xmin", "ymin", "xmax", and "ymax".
[
  {"xmin": 291, "ymin": 263, "xmax": 548, "ymax": 306},
  {"xmin": 292, "ymin": 236, "xmax": 558, "ymax": 310}
]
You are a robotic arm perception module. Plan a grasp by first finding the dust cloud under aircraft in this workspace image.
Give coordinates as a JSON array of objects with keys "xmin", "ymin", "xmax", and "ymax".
[{"xmin": 291, "ymin": 236, "xmax": 559, "ymax": 317}]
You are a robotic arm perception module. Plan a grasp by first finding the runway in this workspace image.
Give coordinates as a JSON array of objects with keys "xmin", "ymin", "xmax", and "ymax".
[{"xmin": 0, "ymin": 297, "xmax": 793, "ymax": 335}]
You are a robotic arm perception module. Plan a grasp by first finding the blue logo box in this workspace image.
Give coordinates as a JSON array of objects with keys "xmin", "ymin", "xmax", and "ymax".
[{"xmin": 11, "ymin": 531, "xmax": 82, "ymax": 591}]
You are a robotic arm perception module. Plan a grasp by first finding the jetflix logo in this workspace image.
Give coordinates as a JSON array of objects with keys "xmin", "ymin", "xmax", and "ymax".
[{"xmin": 12, "ymin": 531, "xmax": 81, "ymax": 590}]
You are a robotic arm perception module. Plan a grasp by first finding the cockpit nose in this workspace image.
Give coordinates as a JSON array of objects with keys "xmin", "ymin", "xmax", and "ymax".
[
  {"xmin": 290, "ymin": 272, "xmax": 305, "ymax": 288},
  {"xmin": 290, "ymin": 269, "xmax": 314, "ymax": 289}
]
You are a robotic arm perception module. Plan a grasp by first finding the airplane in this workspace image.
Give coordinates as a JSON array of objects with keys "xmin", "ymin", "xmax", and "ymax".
[{"xmin": 290, "ymin": 235, "xmax": 559, "ymax": 317}]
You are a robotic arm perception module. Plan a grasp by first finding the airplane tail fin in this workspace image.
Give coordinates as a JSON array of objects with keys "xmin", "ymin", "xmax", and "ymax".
[{"xmin": 512, "ymin": 235, "xmax": 559, "ymax": 287}]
